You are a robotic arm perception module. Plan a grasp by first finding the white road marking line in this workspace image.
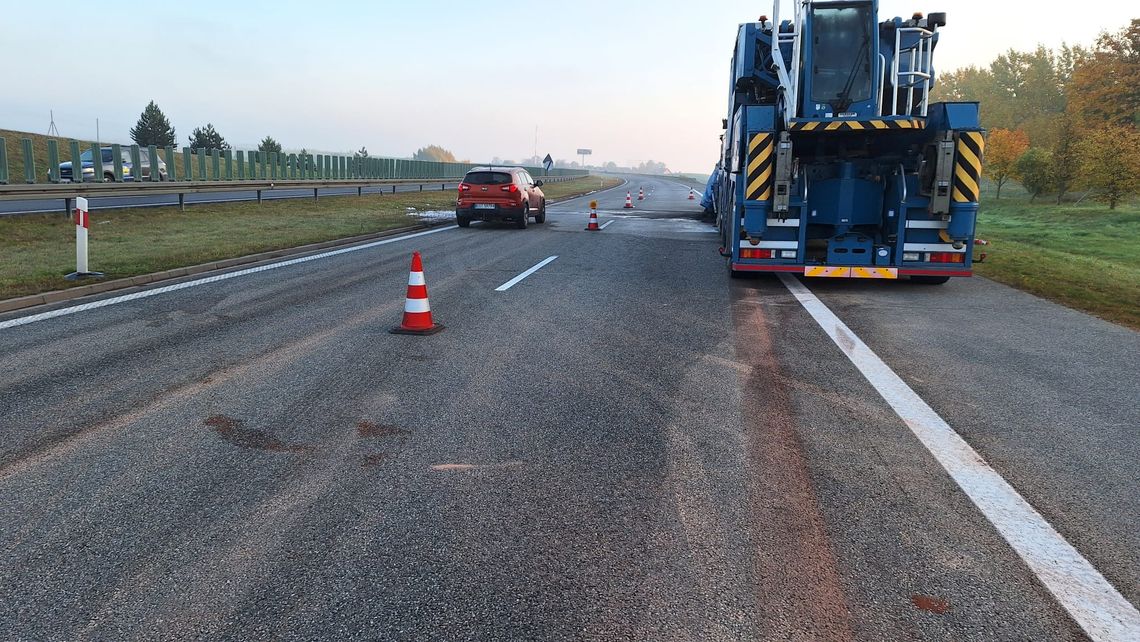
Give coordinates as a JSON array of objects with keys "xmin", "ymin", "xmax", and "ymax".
[
  {"xmin": 495, "ymin": 256, "xmax": 558, "ymax": 292},
  {"xmin": 0, "ymin": 226, "xmax": 457, "ymax": 331},
  {"xmin": 599, "ymin": 220, "xmax": 615, "ymax": 230},
  {"xmin": 778, "ymin": 273, "xmax": 1140, "ymax": 642}
]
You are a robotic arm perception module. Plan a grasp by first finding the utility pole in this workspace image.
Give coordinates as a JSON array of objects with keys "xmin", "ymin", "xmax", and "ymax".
[{"xmin": 47, "ymin": 110, "xmax": 59, "ymax": 136}]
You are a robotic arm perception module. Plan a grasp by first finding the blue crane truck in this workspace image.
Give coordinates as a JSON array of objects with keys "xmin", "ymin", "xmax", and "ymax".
[{"xmin": 714, "ymin": 1, "xmax": 985, "ymax": 283}]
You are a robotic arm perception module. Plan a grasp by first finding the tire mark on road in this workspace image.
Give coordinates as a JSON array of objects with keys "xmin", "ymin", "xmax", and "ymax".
[{"xmin": 732, "ymin": 292, "xmax": 856, "ymax": 641}]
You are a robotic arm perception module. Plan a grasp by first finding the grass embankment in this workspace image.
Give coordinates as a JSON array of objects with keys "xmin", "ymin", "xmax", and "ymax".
[
  {"xmin": 1, "ymin": 128, "xmax": 221, "ymax": 182},
  {"xmin": 0, "ymin": 176, "xmax": 618, "ymax": 300},
  {"xmin": 975, "ymin": 183, "xmax": 1139, "ymax": 329}
]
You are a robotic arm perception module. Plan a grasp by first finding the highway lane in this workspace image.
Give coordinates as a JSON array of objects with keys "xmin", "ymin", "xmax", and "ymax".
[
  {"xmin": 0, "ymin": 176, "xmax": 1136, "ymax": 640},
  {"xmin": 0, "ymin": 181, "xmax": 465, "ymax": 216}
]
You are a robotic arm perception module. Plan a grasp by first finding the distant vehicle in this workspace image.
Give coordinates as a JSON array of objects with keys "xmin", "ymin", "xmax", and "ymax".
[
  {"xmin": 58, "ymin": 147, "xmax": 169, "ymax": 182},
  {"xmin": 456, "ymin": 167, "xmax": 546, "ymax": 229}
]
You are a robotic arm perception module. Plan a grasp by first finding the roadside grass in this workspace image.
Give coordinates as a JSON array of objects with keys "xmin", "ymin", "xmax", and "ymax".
[
  {"xmin": 2, "ymin": 128, "xmax": 100, "ymax": 183},
  {"xmin": 975, "ymin": 183, "xmax": 1140, "ymax": 330},
  {"xmin": 542, "ymin": 176, "xmax": 621, "ymax": 200},
  {"xmin": 0, "ymin": 176, "xmax": 615, "ymax": 300}
]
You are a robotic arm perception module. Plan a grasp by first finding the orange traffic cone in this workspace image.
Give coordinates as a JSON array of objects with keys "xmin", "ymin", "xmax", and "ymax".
[
  {"xmin": 637, "ymin": 188, "xmax": 645, "ymax": 201},
  {"xmin": 391, "ymin": 251, "xmax": 444, "ymax": 335},
  {"xmin": 688, "ymin": 189, "xmax": 696, "ymax": 200},
  {"xmin": 586, "ymin": 208, "xmax": 600, "ymax": 231},
  {"xmin": 624, "ymin": 192, "xmax": 634, "ymax": 209}
]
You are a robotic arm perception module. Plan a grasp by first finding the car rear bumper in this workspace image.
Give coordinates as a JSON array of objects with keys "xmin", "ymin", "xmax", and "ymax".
[{"xmin": 456, "ymin": 205, "xmax": 526, "ymax": 221}]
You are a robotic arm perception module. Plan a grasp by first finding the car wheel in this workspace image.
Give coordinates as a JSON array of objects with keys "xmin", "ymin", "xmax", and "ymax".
[
  {"xmin": 910, "ymin": 275, "xmax": 950, "ymax": 285},
  {"xmin": 535, "ymin": 200, "xmax": 546, "ymax": 224},
  {"xmin": 516, "ymin": 203, "xmax": 529, "ymax": 229},
  {"xmin": 103, "ymin": 173, "xmax": 114, "ymax": 183},
  {"xmin": 457, "ymin": 216, "xmax": 471, "ymax": 228}
]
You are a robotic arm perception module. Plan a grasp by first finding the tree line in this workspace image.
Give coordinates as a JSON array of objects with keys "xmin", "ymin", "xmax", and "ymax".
[
  {"xmin": 130, "ymin": 101, "xmax": 340, "ymax": 157},
  {"xmin": 932, "ymin": 19, "xmax": 1140, "ymax": 208}
]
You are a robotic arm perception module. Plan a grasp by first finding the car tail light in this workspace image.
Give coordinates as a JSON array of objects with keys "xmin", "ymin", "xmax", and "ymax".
[
  {"xmin": 501, "ymin": 184, "xmax": 519, "ymax": 193},
  {"xmin": 928, "ymin": 252, "xmax": 964, "ymax": 264},
  {"xmin": 458, "ymin": 183, "xmax": 471, "ymax": 192},
  {"xmin": 740, "ymin": 248, "xmax": 774, "ymax": 259}
]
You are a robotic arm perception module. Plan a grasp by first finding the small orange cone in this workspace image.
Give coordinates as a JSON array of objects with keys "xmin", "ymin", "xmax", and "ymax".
[
  {"xmin": 623, "ymin": 192, "xmax": 634, "ymax": 209},
  {"xmin": 637, "ymin": 187, "xmax": 645, "ymax": 201},
  {"xmin": 688, "ymin": 188, "xmax": 696, "ymax": 200},
  {"xmin": 586, "ymin": 208, "xmax": 600, "ymax": 231},
  {"xmin": 391, "ymin": 251, "xmax": 444, "ymax": 335}
]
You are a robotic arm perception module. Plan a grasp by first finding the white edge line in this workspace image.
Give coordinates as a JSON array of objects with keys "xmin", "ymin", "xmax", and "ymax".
[
  {"xmin": 0, "ymin": 226, "xmax": 458, "ymax": 331},
  {"xmin": 599, "ymin": 220, "xmax": 615, "ymax": 230},
  {"xmin": 494, "ymin": 256, "xmax": 558, "ymax": 292},
  {"xmin": 777, "ymin": 273, "xmax": 1140, "ymax": 642}
]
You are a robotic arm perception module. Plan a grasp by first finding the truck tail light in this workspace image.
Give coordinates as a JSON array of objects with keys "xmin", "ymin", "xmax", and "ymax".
[
  {"xmin": 740, "ymin": 248, "xmax": 774, "ymax": 259},
  {"xmin": 928, "ymin": 252, "xmax": 964, "ymax": 264},
  {"xmin": 903, "ymin": 252, "xmax": 921, "ymax": 261}
]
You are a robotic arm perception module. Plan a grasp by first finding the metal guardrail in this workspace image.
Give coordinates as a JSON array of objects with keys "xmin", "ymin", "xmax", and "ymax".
[
  {"xmin": 0, "ymin": 175, "xmax": 587, "ymax": 214},
  {"xmin": 0, "ymin": 135, "xmax": 585, "ymax": 187}
]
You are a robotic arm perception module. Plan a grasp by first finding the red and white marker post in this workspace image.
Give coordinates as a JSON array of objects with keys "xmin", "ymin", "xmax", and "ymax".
[{"xmin": 66, "ymin": 196, "xmax": 104, "ymax": 280}]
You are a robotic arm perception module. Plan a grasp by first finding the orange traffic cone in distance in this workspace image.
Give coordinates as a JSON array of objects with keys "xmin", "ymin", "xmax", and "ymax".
[
  {"xmin": 624, "ymin": 192, "xmax": 634, "ymax": 209},
  {"xmin": 391, "ymin": 251, "xmax": 444, "ymax": 335},
  {"xmin": 688, "ymin": 189, "xmax": 696, "ymax": 200},
  {"xmin": 637, "ymin": 188, "xmax": 644, "ymax": 200}
]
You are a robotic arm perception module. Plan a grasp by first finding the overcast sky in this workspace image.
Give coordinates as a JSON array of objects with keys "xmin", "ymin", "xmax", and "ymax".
[{"xmin": 2, "ymin": 1, "xmax": 1133, "ymax": 172}]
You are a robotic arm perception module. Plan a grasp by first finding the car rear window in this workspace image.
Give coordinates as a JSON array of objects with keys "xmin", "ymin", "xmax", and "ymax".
[{"xmin": 464, "ymin": 171, "xmax": 513, "ymax": 185}]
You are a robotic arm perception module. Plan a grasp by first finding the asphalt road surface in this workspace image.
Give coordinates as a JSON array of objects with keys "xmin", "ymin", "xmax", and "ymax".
[
  {"xmin": 0, "ymin": 181, "xmax": 465, "ymax": 216},
  {"xmin": 1, "ymin": 177, "xmax": 1137, "ymax": 640}
]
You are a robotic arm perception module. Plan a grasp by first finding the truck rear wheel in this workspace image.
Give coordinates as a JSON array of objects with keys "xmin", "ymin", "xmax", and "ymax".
[{"xmin": 910, "ymin": 275, "xmax": 950, "ymax": 285}]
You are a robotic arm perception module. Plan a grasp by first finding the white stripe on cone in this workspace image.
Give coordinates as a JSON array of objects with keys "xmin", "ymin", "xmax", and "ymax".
[
  {"xmin": 405, "ymin": 297, "xmax": 431, "ymax": 313},
  {"xmin": 408, "ymin": 271, "xmax": 426, "ymax": 286}
]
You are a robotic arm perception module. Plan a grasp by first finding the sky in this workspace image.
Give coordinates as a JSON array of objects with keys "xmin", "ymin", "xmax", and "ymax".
[{"xmin": 1, "ymin": 1, "xmax": 1133, "ymax": 173}]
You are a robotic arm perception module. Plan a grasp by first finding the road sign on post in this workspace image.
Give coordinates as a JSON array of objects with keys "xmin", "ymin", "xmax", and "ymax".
[
  {"xmin": 577, "ymin": 148, "xmax": 592, "ymax": 170},
  {"xmin": 543, "ymin": 154, "xmax": 553, "ymax": 175}
]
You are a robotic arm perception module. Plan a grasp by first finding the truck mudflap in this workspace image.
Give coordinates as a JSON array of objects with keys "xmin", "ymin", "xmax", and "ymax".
[{"xmin": 729, "ymin": 263, "xmax": 973, "ymax": 278}]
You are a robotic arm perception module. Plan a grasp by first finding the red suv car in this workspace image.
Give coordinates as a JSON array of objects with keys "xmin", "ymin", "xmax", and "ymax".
[{"xmin": 456, "ymin": 167, "xmax": 546, "ymax": 229}]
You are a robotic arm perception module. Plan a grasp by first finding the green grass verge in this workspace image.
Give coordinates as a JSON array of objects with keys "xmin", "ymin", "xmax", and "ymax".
[
  {"xmin": 975, "ymin": 186, "xmax": 1140, "ymax": 330},
  {"xmin": 0, "ymin": 176, "xmax": 617, "ymax": 300}
]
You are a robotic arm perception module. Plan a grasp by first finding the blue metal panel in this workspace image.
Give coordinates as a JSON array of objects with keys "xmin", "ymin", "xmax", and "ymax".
[{"xmin": 926, "ymin": 102, "xmax": 981, "ymax": 131}]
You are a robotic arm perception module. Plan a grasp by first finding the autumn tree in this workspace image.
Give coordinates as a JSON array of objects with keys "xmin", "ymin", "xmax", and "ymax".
[
  {"xmin": 984, "ymin": 129, "xmax": 1030, "ymax": 198},
  {"xmin": 1068, "ymin": 20, "xmax": 1140, "ymax": 128},
  {"xmin": 1050, "ymin": 115, "xmax": 1079, "ymax": 204},
  {"xmin": 413, "ymin": 145, "xmax": 457, "ymax": 162},
  {"xmin": 1015, "ymin": 148, "xmax": 1052, "ymax": 201},
  {"xmin": 1077, "ymin": 126, "xmax": 1140, "ymax": 209}
]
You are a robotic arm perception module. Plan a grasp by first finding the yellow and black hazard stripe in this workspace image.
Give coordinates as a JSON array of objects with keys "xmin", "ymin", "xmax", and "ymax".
[
  {"xmin": 787, "ymin": 119, "xmax": 926, "ymax": 132},
  {"xmin": 953, "ymin": 131, "xmax": 985, "ymax": 203},
  {"xmin": 745, "ymin": 132, "xmax": 775, "ymax": 201}
]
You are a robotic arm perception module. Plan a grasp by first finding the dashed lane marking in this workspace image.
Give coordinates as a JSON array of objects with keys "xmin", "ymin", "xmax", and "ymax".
[
  {"xmin": 0, "ymin": 226, "xmax": 457, "ymax": 331},
  {"xmin": 494, "ymin": 256, "xmax": 558, "ymax": 292},
  {"xmin": 600, "ymin": 220, "xmax": 615, "ymax": 230},
  {"xmin": 778, "ymin": 273, "xmax": 1140, "ymax": 642}
]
